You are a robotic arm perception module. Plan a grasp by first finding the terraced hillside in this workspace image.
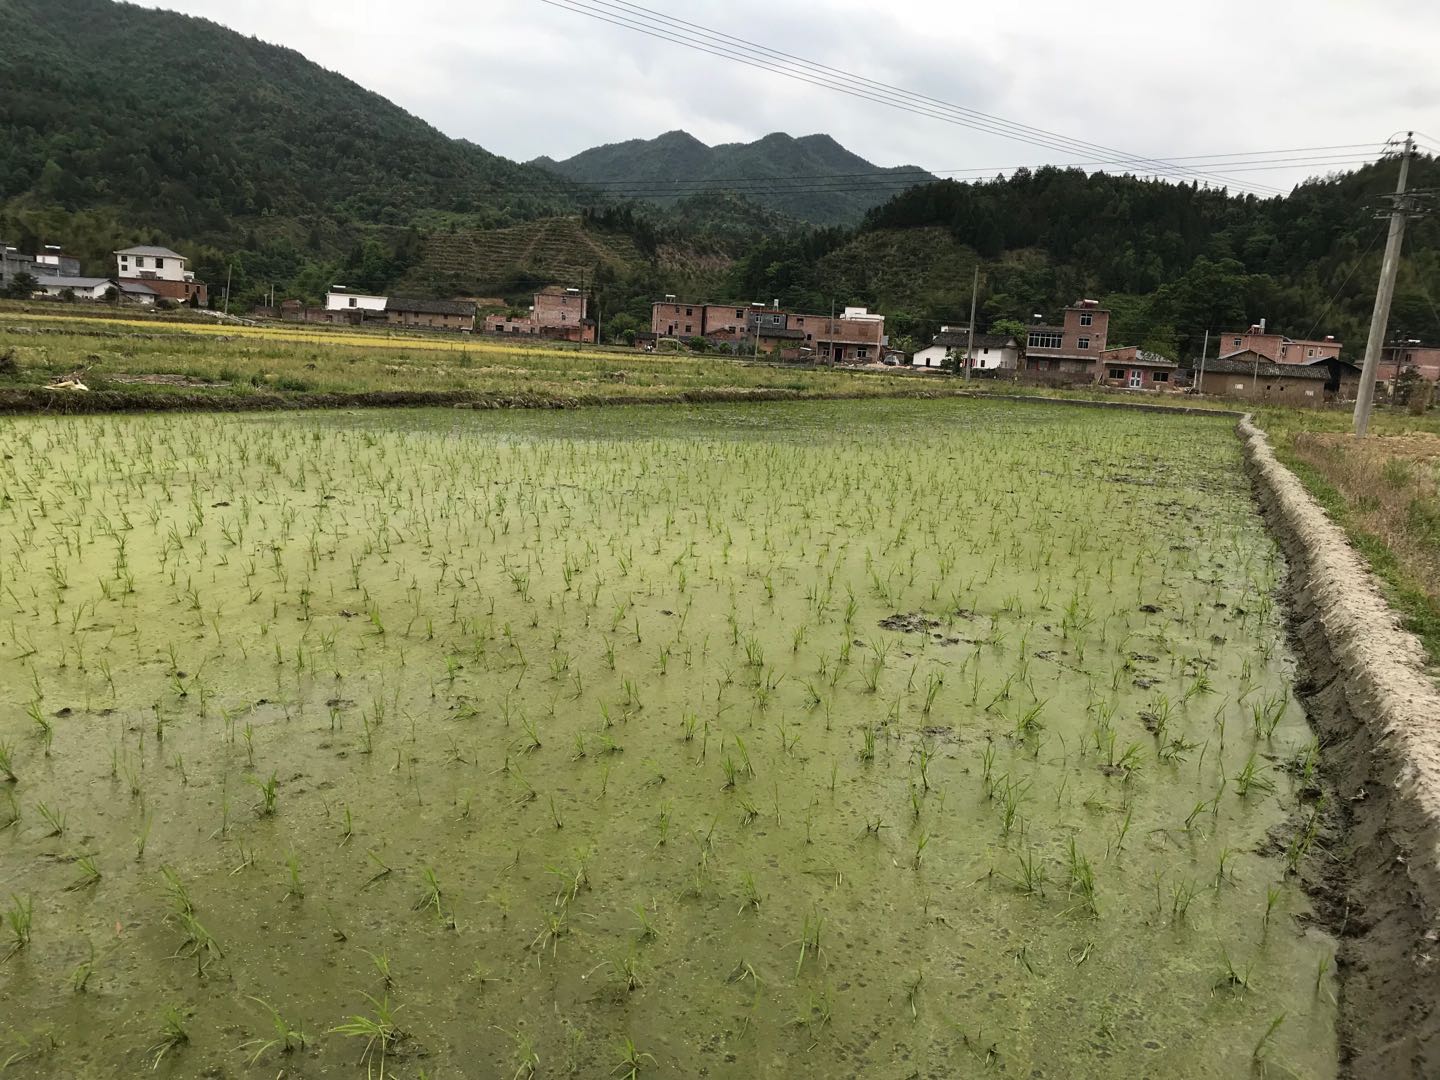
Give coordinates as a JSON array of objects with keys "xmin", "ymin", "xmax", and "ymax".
[{"xmin": 395, "ymin": 217, "xmax": 645, "ymax": 298}]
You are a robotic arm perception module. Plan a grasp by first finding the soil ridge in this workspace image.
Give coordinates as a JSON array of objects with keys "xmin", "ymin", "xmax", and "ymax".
[{"xmin": 1240, "ymin": 413, "xmax": 1440, "ymax": 1078}]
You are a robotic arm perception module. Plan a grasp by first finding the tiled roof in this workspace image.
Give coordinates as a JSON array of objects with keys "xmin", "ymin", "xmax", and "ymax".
[
  {"xmin": 387, "ymin": 297, "xmax": 477, "ymax": 316},
  {"xmin": 1201, "ymin": 356, "xmax": 1329, "ymax": 379},
  {"xmin": 114, "ymin": 245, "xmax": 184, "ymax": 259}
]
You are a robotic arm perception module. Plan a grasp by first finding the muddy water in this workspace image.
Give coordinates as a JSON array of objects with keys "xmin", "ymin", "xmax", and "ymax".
[{"xmin": 0, "ymin": 399, "xmax": 1335, "ymax": 1078}]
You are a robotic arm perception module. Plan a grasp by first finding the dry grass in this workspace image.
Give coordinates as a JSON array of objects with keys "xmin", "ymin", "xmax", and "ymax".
[{"xmin": 1287, "ymin": 430, "xmax": 1440, "ymax": 666}]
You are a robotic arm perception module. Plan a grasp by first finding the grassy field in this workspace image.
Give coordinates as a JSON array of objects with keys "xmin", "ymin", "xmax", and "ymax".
[
  {"xmin": 0, "ymin": 399, "xmax": 1336, "ymax": 1077},
  {"xmin": 0, "ymin": 309, "xmax": 933, "ymax": 410},
  {"xmin": 1256, "ymin": 407, "xmax": 1440, "ymax": 671}
]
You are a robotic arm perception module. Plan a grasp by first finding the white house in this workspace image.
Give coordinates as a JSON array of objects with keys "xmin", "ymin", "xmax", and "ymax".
[
  {"xmin": 911, "ymin": 328, "xmax": 1022, "ymax": 371},
  {"xmin": 114, "ymin": 245, "xmax": 193, "ymax": 283},
  {"xmin": 35, "ymin": 275, "xmax": 113, "ymax": 301},
  {"xmin": 326, "ymin": 286, "xmax": 388, "ymax": 312}
]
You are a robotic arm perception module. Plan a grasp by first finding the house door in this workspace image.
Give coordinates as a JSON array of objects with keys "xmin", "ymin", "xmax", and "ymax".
[{"xmin": 1128, "ymin": 369, "xmax": 1143, "ymax": 388}]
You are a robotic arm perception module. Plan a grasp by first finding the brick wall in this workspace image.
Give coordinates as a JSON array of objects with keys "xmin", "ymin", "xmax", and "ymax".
[{"xmin": 534, "ymin": 289, "xmax": 586, "ymax": 331}]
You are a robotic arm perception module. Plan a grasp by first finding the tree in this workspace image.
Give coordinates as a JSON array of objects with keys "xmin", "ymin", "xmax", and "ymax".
[
  {"xmin": 990, "ymin": 317, "xmax": 1027, "ymax": 341},
  {"xmin": 4, "ymin": 272, "xmax": 39, "ymax": 299}
]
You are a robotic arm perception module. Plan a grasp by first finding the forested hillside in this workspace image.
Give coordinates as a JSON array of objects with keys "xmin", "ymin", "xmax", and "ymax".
[
  {"xmin": 727, "ymin": 158, "xmax": 1440, "ymax": 356},
  {"xmin": 0, "ymin": 0, "xmax": 576, "ymax": 292},
  {"xmin": 535, "ymin": 130, "xmax": 933, "ymax": 226}
]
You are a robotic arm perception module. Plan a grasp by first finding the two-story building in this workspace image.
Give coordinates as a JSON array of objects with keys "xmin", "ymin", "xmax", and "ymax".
[
  {"xmin": 1023, "ymin": 300, "xmax": 1108, "ymax": 374},
  {"xmin": 1382, "ymin": 341, "xmax": 1440, "ymax": 382},
  {"xmin": 1217, "ymin": 322, "xmax": 1342, "ymax": 366},
  {"xmin": 533, "ymin": 285, "xmax": 593, "ymax": 342},
  {"xmin": 651, "ymin": 298, "xmax": 886, "ymax": 361},
  {"xmin": 114, "ymin": 245, "xmax": 207, "ymax": 305}
]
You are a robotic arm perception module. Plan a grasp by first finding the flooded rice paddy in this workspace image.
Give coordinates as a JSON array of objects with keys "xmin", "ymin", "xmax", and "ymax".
[{"xmin": 0, "ymin": 399, "xmax": 1335, "ymax": 1077}]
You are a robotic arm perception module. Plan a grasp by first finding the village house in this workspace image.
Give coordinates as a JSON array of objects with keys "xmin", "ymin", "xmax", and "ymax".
[
  {"xmin": 33, "ymin": 275, "xmax": 114, "ymax": 301},
  {"xmin": 911, "ymin": 328, "xmax": 1021, "ymax": 371},
  {"xmin": 385, "ymin": 297, "xmax": 476, "ymax": 332},
  {"xmin": 650, "ymin": 298, "xmax": 886, "ymax": 362},
  {"xmin": 1194, "ymin": 354, "xmax": 1354, "ymax": 405},
  {"xmin": 1023, "ymin": 300, "xmax": 1109, "ymax": 374},
  {"xmin": 325, "ymin": 286, "xmax": 388, "ymax": 312},
  {"xmin": 114, "ymin": 245, "xmax": 207, "ymax": 305},
  {"xmin": 1382, "ymin": 341, "xmax": 1440, "ymax": 382},
  {"xmin": 2, "ymin": 241, "xmax": 80, "ymax": 288},
  {"xmin": 1218, "ymin": 321, "xmax": 1342, "ymax": 366},
  {"xmin": 484, "ymin": 286, "xmax": 595, "ymax": 342},
  {"xmin": 1098, "ymin": 346, "xmax": 1178, "ymax": 389}
]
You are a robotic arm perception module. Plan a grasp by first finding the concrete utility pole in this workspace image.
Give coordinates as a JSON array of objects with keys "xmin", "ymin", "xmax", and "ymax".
[
  {"xmin": 1354, "ymin": 133, "xmax": 1414, "ymax": 436},
  {"xmin": 223, "ymin": 262, "xmax": 232, "ymax": 315},
  {"xmin": 963, "ymin": 265, "xmax": 978, "ymax": 381}
]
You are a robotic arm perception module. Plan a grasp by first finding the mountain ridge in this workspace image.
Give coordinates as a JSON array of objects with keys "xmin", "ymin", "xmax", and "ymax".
[{"xmin": 533, "ymin": 130, "xmax": 935, "ymax": 226}]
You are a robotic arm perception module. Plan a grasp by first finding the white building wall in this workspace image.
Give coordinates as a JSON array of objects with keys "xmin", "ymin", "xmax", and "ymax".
[
  {"xmin": 911, "ymin": 346, "xmax": 949, "ymax": 368},
  {"xmin": 326, "ymin": 290, "xmax": 388, "ymax": 312},
  {"xmin": 116, "ymin": 252, "xmax": 187, "ymax": 282}
]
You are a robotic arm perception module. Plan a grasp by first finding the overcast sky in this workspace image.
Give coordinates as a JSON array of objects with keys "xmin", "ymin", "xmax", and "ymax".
[{"xmin": 135, "ymin": 0, "xmax": 1439, "ymax": 194}]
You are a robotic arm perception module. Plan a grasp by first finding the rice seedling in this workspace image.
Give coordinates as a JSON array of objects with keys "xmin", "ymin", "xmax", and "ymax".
[
  {"xmin": 147, "ymin": 1006, "xmax": 190, "ymax": 1070},
  {"xmin": 65, "ymin": 854, "xmax": 102, "ymax": 891},
  {"xmin": 247, "ymin": 771, "xmax": 279, "ymax": 815},
  {"xmin": 240, "ymin": 996, "xmax": 308, "ymax": 1064},
  {"xmin": 35, "ymin": 800, "xmax": 66, "ymax": 837},
  {"xmin": 0, "ymin": 401, "xmax": 1339, "ymax": 1077},
  {"xmin": 612, "ymin": 1036, "xmax": 656, "ymax": 1078},
  {"xmin": 5, "ymin": 894, "xmax": 33, "ymax": 956},
  {"xmin": 330, "ymin": 992, "xmax": 404, "ymax": 1070}
]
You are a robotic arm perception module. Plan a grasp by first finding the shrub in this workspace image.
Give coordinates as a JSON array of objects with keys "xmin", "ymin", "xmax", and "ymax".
[{"xmin": 0, "ymin": 348, "xmax": 17, "ymax": 376}]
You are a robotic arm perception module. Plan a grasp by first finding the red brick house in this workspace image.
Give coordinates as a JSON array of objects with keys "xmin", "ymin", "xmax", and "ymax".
[
  {"xmin": 1023, "ymin": 300, "xmax": 1108, "ymax": 374},
  {"xmin": 1218, "ymin": 322, "xmax": 1342, "ymax": 366}
]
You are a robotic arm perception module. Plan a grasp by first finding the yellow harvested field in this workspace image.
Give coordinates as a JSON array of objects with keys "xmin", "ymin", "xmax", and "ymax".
[{"xmin": 0, "ymin": 310, "xmax": 638, "ymax": 362}]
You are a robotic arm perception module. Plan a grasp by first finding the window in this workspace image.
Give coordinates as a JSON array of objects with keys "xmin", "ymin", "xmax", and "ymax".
[
  {"xmin": 1027, "ymin": 331, "xmax": 1063, "ymax": 349},
  {"xmin": 684, "ymin": 324, "xmax": 692, "ymax": 334},
  {"xmin": 1077, "ymin": 336, "xmax": 1090, "ymax": 350},
  {"xmin": 735, "ymin": 309, "xmax": 744, "ymax": 319},
  {"xmin": 1108, "ymin": 367, "xmax": 1126, "ymax": 380},
  {"xmin": 135, "ymin": 256, "xmax": 146, "ymax": 268},
  {"xmin": 685, "ymin": 307, "xmax": 692, "ymax": 316},
  {"xmin": 1153, "ymin": 371, "xmax": 1169, "ymax": 382},
  {"xmin": 1079, "ymin": 312, "xmax": 1093, "ymax": 326},
  {"xmin": 1233, "ymin": 338, "xmax": 1242, "ymax": 347},
  {"xmin": 1307, "ymin": 348, "xmax": 1314, "ymax": 357},
  {"xmin": 348, "ymin": 297, "xmax": 357, "ymax": 307},
  {"xmin": 795, "ymin": 317, "xmax": 804, "ymax": 325},
  {"xmin": 154, "ymin": 258, "xmax": 164, "ymax": 269},
  {"xmin": 857, "ymin": 347, "xmax": 868, "ymax": 358}
]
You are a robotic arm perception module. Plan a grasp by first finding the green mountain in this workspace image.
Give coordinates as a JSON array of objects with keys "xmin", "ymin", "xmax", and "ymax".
[
  {"xmin": 0, "ymin": 0, "xmax": 576, "ymax": 278},
  {"xmin": 534, "ymin": 130, "xmax": 934, "ymax": 227}
]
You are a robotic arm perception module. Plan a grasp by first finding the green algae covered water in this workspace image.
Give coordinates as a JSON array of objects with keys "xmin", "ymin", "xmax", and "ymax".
[{"xmin": 0, "ymin": 399, "xmax": 1336, "ymax": 1077}]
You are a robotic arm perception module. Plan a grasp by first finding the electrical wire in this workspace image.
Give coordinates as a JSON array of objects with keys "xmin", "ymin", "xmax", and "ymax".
[
  {"xmin": 535, "ymin": 0, "xmax": 1285, "ymax": 196},
  {"xmin": 590, "ymin": 0, "xmax": 1284, "ymax": 195}
]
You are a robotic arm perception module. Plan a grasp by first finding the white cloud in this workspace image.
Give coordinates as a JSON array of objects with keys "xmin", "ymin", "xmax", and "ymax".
[{"xmin": 134, "ymin": 0, "xmax": 1440, "ymax": 192}]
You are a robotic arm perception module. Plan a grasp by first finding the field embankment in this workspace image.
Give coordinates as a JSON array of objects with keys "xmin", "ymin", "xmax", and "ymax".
[{"xmin": 1241, "ymin": 416, "xmax": 1440, "ymax": 1077}]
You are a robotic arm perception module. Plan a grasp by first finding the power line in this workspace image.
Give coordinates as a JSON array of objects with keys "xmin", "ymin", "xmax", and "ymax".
[
  {"xmin": 564, "ymin": 150, "xmax": 1389, "ymax": 189},
  {"xmin": 536, "ymin": 0, "xmax": 1284, "ymax": 197},
  {"xmin": 593, "ymin": 0, "xmax": 1283, "ymax": 195},
  {"xmin": 1303, "ymin": 222, "xmax": 1388, "ymax": 340}
]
